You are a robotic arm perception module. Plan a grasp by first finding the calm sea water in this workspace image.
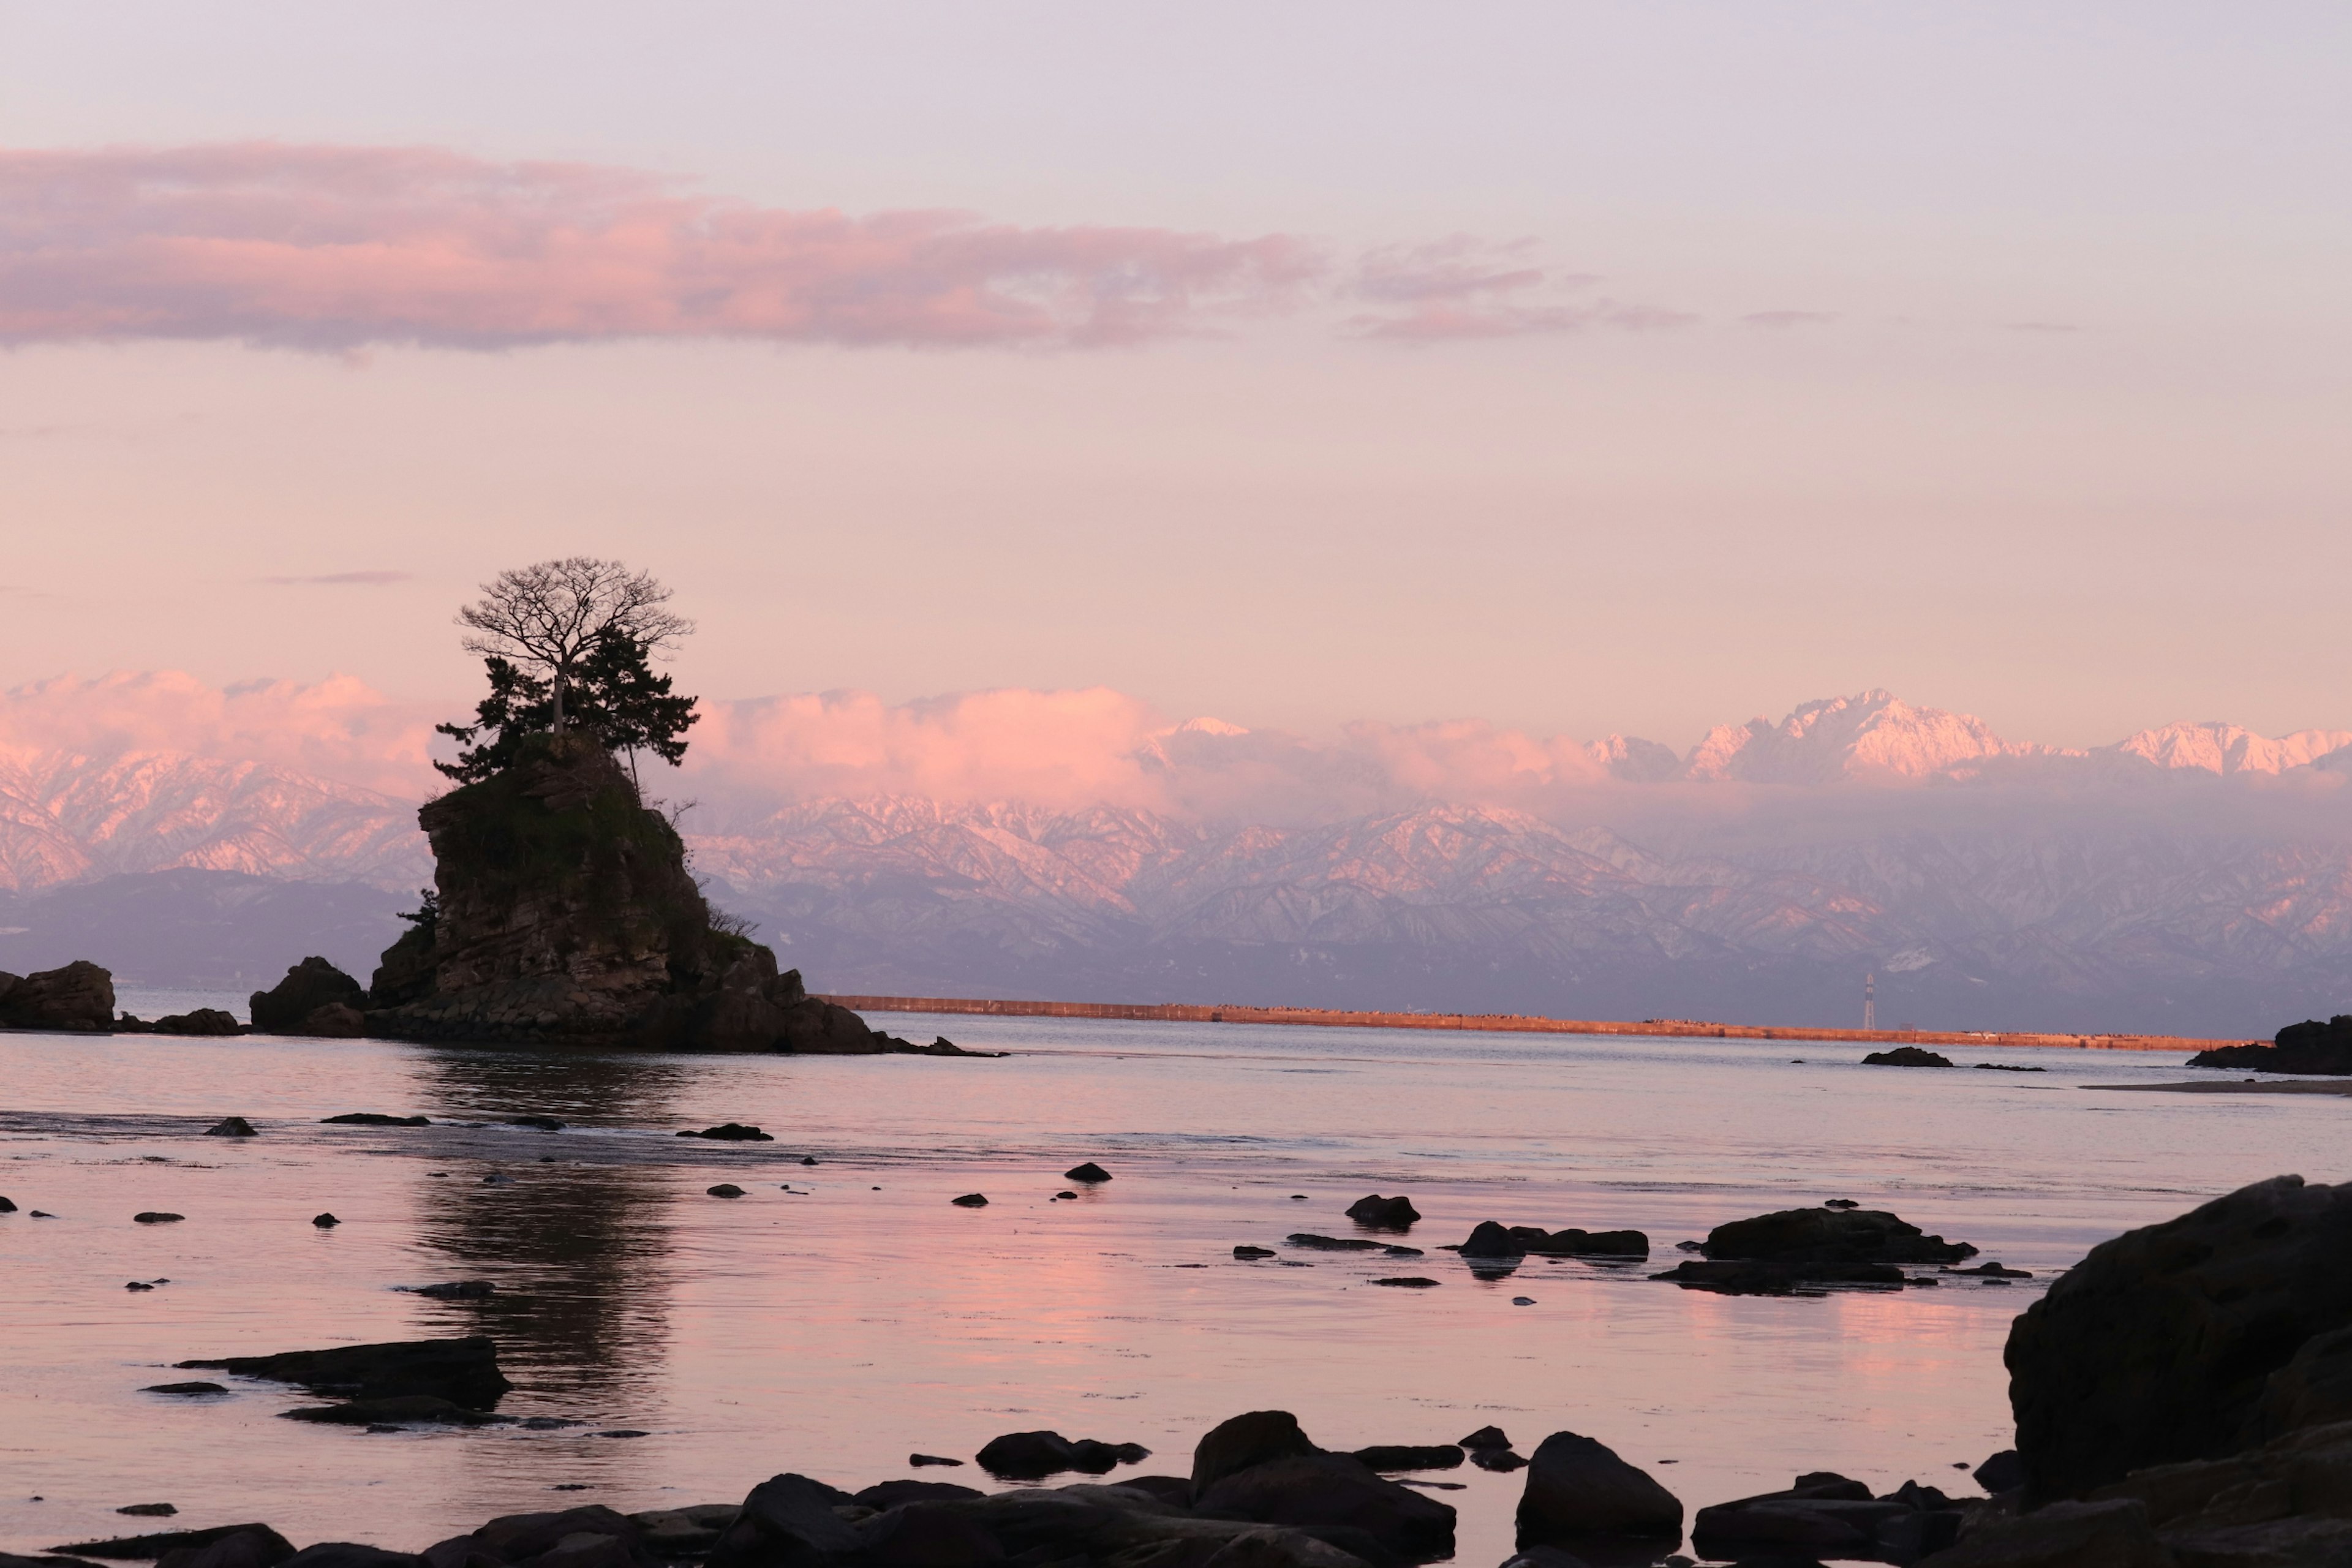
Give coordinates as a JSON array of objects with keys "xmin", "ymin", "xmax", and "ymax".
[{"xmin": 3, "ymin": 1000, "xmax": 2343, "ymax": 1566}]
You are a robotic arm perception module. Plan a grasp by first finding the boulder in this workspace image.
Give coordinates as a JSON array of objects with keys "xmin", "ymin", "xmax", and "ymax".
[
  {"xmin": 1862, "ymin": 1047, "xmax": 1954, "ymax": 1068},
  {"xmin": 205, "ymin": 1117, "xmax": 257, "ymax": 1137},
  {"xmin": 1344, "ymin": 1196, "xmax": 1419, "ymax": 1229},
  {"xmin": 1066, "ymin": 1163, "xmax": 1113, "ymax": 1183},
  {"xmin": 1972, "ymin": 1451, "xmax": 2024, "ymax": 1496},
  {"xmin": 2252, "ymin": 1324, "xmax": 2352, "ymax": 1439},
  {"xmin": 1287, "ymin": 1234, "xmax": 1385, "ymax": 1252},
  {"xmin": 143, "ymin": 1381, "xmax": 228, "ymax": 1395},
  {"xmin": 707, "ymin": 1185, "xmax": 745, "ymax": 1199},
  {"xmin": 1702, "ymin": 1207, "xmax": 1977, "ymax": 1267},
  {"xmin": 1459, "ymin": 1427, "xmax": 1512, "ymax": 1450},
  {"xmin": 156, "ymin": 1528, "xmax": 296, "ymax": 1568},
  {"xmin": 1196, "ymin": 1412, "xmax": 1324, "ymax": 1495},
  {"xmin": 1513, "ymin": 1431, "xmax": 1683, "ymax": 1547},
  {"xmin": 0, "ymin": 960, "xmax": 116, "ymax": 1031},
  {"xmin": 1910, "ymin": 1498, "xmax": 2165, "ymax": 1568},
  {"xmin": 466, "ymin": 1506, "xmax": 652, "ymax": 1568},
  {"xmin": 298, "ymin": 1003, "xmax": 366, "ymax": 1039},
  {"xmin": 177, "ymin": 1335, "xmax": 511, "ymax": 1409},
  {"xmin": 951, "ymin": 1194, "xmax": 989, "ymax": 1208},
  {"xmin": 1691, "ymin": 1472, "xmax": 1934, "ymax": 1563},
  {"xmin": 1194, "ymin": 1454, "xmax": 1456, "ymax": 1561},
  {"xmin": 682, "ymin": 1124, "xmax": 773, "ymax": 1141},
  {"xmin": 324, "ymin": 1114, "xmax": 431, "ymax": 1127},
  {"xmin": 2192, "ymin": 1016, "xmax": 2352, "ymax": 1076},
  {"xmin": 2003, "ymin": 1174, "xmax": 2352, "ymax": 1500},
  {"xmin": 705, "ymin": 1474, "xmax": 861, "ymax": 1568},
  {"xmin": 250, "ymin": 958, "xmax": 366, "ymax": 1034}
]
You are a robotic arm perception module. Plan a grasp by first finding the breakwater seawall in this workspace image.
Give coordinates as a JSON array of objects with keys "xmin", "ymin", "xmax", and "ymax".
[{"xmin": 818, "ymin": 994, "xmax": 2248, "ymax": 1054}]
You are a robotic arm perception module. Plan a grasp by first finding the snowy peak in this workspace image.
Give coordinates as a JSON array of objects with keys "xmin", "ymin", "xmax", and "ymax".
[
  {"xmin": 2107, "ymin": 720, "xmax": 2352, "ymax": 777},
  {"xmin": 1680, "ymin": 690, "xmax": 2039, "ymax": 784}
]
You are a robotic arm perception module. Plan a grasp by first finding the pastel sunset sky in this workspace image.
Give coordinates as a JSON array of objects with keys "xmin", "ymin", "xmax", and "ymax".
[{"xmin": 3, "ymin": 2, "xmax": 2348, "ymax": 762}]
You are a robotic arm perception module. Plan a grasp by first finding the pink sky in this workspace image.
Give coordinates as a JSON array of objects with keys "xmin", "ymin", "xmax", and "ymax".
[{"xmin": 2, "ymin": 6, "xmax": 2347, "ymax": 752}]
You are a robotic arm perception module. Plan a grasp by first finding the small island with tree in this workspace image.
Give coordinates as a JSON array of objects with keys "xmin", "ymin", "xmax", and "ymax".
[{"xmin": 247, "ymin": 558, "xmax": 973, "ymax": 1055}]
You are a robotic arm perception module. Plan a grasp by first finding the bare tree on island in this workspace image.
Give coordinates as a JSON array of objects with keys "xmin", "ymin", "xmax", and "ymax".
[
  {"xmin": 456, "ymin": 558, "xmax": 693, "ymax": 737},
  {"xmin": 440, "ymin": 558, "xmax": 700, "ymax": 786}
]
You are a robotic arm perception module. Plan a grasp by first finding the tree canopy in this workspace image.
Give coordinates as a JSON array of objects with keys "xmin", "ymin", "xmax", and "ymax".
[
  {"xmin": 438, "ymin": 563, "xmax": 699, "ymax": 784},
  {"xmin": 456, "ymin": 557, "xmax": 693, "ymax": 734}
]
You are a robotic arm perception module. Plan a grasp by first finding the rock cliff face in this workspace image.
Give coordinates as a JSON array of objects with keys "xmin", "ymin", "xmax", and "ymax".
[{"xmin": 366, "ymin": 734, "xmax": 876, "ymax": 1051}]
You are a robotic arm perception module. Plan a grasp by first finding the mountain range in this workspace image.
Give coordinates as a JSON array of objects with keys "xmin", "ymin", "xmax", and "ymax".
[{"xmin": 6, "ymin": 690, "xmax": 2350, "ymax": 1036}]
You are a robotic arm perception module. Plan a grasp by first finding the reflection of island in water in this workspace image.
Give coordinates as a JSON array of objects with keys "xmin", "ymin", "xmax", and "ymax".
[{"xmin": 402, "ymin": 1045, "xmax": 698, "ymax": 1417}]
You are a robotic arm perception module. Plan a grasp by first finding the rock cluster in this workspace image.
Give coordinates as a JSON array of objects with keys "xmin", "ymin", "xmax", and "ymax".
[
  {"xmin": 0, "ymin": 960, "xmax": 115, "ymax": 1031},
  {"xmin": 1456, "ymin": 1222, "xmax": 1649, "ymax": 1259},
  {"xmin": 1863, "ymin": 1046, "xmax": 1955, "ymax": 1068},
  {"xmin": 1694, "ymin": 1469, "xmax": 1963, "ymax": 1562},
  {"xmin": 2191, "ymin": 1016, "xmax": 2352, "ymax": 1076}
]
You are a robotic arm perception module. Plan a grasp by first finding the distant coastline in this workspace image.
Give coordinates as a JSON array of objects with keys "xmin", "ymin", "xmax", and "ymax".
[{"xmin": 820, "ymin": 993, "xmax": 2248, "ymax": 1054}]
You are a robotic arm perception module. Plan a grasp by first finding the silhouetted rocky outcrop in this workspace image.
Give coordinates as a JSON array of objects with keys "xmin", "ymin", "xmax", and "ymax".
[
  {"xmin": 2191, "ymin": 1015, "xmax": 2352, "ymax": 1076},
  {"xmin": 2003, "ymin": 1174, "xmax": 2352, "ymax": 1504},
  {"xmin": 363, "ymin": 734, "xmax": 883, "ymax": 1052},
  {"xmin": 251, "ymin": 958, "xmax": 368, "ymax": 1035},
  {"xmin": 0, "ymin": 959, "xmax": 115, "ymax": 1031}
]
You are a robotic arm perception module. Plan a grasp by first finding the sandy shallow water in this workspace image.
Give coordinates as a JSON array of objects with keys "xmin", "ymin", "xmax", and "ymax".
[{"xmin": 3, "ymin": 1005, "xmax": 2344, "ymax": 1564}]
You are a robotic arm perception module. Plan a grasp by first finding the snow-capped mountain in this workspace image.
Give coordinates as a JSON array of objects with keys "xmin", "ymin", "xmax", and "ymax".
[
  {"xmin": 8, "ymin": 690, "xmax": 2352, "ymax": 1033},
  {"xmin": 0, "ymin": 747, "xmax": 427, "ymax": 892}
]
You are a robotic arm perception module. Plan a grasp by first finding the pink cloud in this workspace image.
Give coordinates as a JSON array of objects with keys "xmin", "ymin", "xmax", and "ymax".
[
  {"xmin": 0, "ymin": 671, "xmax": 440, "ymax": 797},
  {"xmin": 0, "ymin": 144, "xmax": 1323, "ymax": 350},
  {"xmin": 1741, "ymin": 309, "xmax": 1838, "ymax": 328},
  {"xmin": 1347, "ymin": 236, "xmax": 1691, "ymax": 341}
]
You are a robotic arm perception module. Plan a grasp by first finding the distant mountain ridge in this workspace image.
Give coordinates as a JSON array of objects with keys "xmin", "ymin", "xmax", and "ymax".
[{"xmin": 6, "ymin": 690, "xmax": 2351, "ymax": 1034}]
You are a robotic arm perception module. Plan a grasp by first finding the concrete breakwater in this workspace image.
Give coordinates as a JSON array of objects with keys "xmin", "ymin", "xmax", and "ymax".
[{"xmin": 816, "ymin": 993, "xmax": 2245, "ymax": 1054}]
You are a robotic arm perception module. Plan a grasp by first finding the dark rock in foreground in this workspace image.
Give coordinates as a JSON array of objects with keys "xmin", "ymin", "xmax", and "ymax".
[
  {"xmin": 1196, "ymin": 1411, "xmax": 1322, "ymax": 1494},
  {"xmin": 976, "ymin": 1430, "xmax": 1150, "ymax": 1479},
  {"xmin": 0, "ymin": 960, "xmax": 116, "ymax": 1031},
  {"xmin": 251, "ymin": 959, "xmax": 367, "ymax": 1036},
  {"xmin": 177, "ymin": 1335, "xmax": 511, "ymax": 1410},
  {"xmin": 1692, "ymin": 1471, "xmax": 1959, "ymax": 1563},
  {"xmin": 2005, "ymin": 1173, "xmax": 2352, "ymax": 1502},
  {"xmin": 1514, "ymin": 1430, "xmax": 1682, "ymax": 1548},
  {"xmin": 1913, "ymin": 1497, "xmax": 2166, "ymax": 1568},
  {"xmin": 322, "ymin": 1114, "xmax": 429, "ymax": 1127},
  {"xmin": 1862, "ymin": 1047, "xmax": 1954, "ymax": 1068},
  {"xmin": 1065, "ymin": 1162, "xmax": 1112, "ymax": 1183},
  {"xmin": 2192, "ymin": 1016, "xmax": 2352, "ymax": 1076},
  {"xmin": 205, "ymin": 1117, "xmax": 257, "ymax": 1138},
  {"xmin": 1344, "ymin": 1195, "xmax": 1419, "ymax": 1229},
  {"xmin": 143, "ymin": 1381, "xmax": 228, "ymax": 1396},
  {"xmin": 681, "ymin": 1123, "xmax": 772, "ymax": 1141}
]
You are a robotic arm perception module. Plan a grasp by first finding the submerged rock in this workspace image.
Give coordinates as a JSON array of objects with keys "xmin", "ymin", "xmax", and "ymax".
[
  {"xmin": 1286, "ymin": 1234, "xmax": 1385, "ymax": 1252},
  {"xmin": 143, "ymin": 1382, "xmax": 228, "ymax": 1396},
  {"xmin": 177, "ymin": 1335, "xmax": 511, "ymax": 1409},
  {"xmin": 680, "ymin": 1124, "xmax": 772, "ymax": 1141},
  {"xmin": 1649, "ymin": 1259, "xmax": 1909, "ymax": 1295},
  {"xmin": 204, "ymin": 1117, "xmax": 257, "ymax": 1138},
  {"xmin": 283, "ymin": 1395, "xmax": 508, "ymax": 1427},
  {"xmin": 951, "ymin": 1194, "xmax": 989, "ymax": 1208},
  {"xmin": 323, "ymin": 1114, "xmax": 430, "ymax": 1127}
]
